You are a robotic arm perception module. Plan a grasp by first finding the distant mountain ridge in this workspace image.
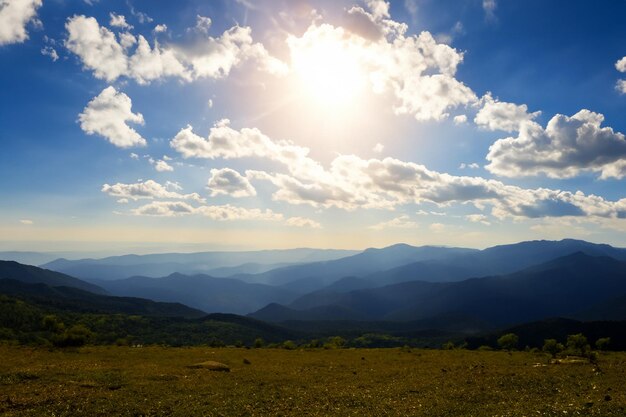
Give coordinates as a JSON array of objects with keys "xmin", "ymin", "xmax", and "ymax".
[
  {"xmin": 41, "ymin": 248, "xmax": 359, "ymax": 280},
  {"xmin": 250, "ymin": 252, "xmax": 626, "ymax": 327},
  {"xmin": 96, "ymin": 272, "xmax": 299, "ymax": 314}
]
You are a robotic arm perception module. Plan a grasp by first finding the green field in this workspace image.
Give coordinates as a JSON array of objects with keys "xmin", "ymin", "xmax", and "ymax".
[{"xmin": 1, "ymin": 346, "xmax": 625, "ymax": 416}]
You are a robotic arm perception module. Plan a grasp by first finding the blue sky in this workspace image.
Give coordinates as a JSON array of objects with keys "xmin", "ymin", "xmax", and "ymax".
[{"xmin": 1, "ymin": 0, "xmax": 626, "ymax": 253}]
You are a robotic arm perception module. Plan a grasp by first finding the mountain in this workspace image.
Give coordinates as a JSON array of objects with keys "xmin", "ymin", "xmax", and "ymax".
[
  {"xmin": 97, "ymin": 273, "xmax": 299, "ymax": 314},
  {"xmin": 251, "ymin": 252, "xmax": 626, "ymax": 327},
  {"xmin": 331, "ymin": 238, "xmax": 626, "ymax": 291},
  {"xmin": 234, "ymin": 244, "xmax": 477, "ymax": 290},
  {"xmin": 0, "ymin": 279, "xmax": 205, "ymax": 318},
  {"xmin": 0, "ymin": 251, "xmax": 68, "ymax": 266},
  {"xmin": 0, "ymin": 260, "xmax": 106, "ymax": 294},
  {"xmin": 41, "ymin": 248, "xmax": 358, "ymax": 280}
]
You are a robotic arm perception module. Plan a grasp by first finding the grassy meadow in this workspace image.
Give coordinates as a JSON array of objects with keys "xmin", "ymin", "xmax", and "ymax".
[{"xmin": 1, "ymin": 345, "xmax": 625, "ymax": 416}]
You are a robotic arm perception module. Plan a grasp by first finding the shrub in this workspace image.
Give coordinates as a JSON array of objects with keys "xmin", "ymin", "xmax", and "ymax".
[
  {"xmin": 542, "ymin": 339, "xmax": 564, "ymax": 358},
  {"xmin": 566, "ymin": 333, "xmax": 590, "ymax": 356},
  {"xmin": 282, "ymin": 340, "xmax": 297, "ymax": 350},
  {"xmin": 441, "ymin": 341, "xmax": 455, "ymax": 350},
  {"xmin": 595, "ymin": 337, "xmax": 611, "ymax": 351},
  {"xmin": 42, "ymin": 315, "xmax": 64, "ymax": 333},
  {"xmin": 477, "ymin": 345, "xmax": 493, "ymax": 351},
  {"xmin": 253, "ymin": 338, "xmax": 265, "ymax": 348},
  {"xmin": 52, "ymin": 324, "xmax": 93, "ymax": 347},
  {"xmin": 497, "ymin": 333, "xmax": 519, "ymax": 351}
]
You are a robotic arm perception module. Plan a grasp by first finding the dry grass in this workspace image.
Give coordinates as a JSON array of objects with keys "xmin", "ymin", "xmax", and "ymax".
[{"xmin": 0, "ymin": 345, "xmax": 625, "ymax": 416}]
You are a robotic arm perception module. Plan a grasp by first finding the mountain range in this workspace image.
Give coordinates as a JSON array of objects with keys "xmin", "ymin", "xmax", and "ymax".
[{"xmin": 2, "ymin": 239, "xmax": 626, "ymax": 347}]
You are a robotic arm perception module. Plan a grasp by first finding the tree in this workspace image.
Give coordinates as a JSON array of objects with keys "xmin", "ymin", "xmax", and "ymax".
[
  {"xmin": 53, "ymin": 324, "xmax": 93, "ymax": 347},
  {"xmin": 497, "ymin": 333, "xmax": 519, "ymax": 351},
  {"xmin": 566, "ymin": 333, "xmax": 590, "ymax": 356},
  {"xmin": 595, "ymin": 337, "xmax": 611, "ymax": 351},
  {"xmin": 253, "ymin": 338, "xmax": 265, "ymax": 348},
  {"xmin": 542, "ymin": 339, "xmax": 564, "ymax": 358},
  {"xmin": 282, "ymin": 340, "xmax": 296, "ymax": 350}
]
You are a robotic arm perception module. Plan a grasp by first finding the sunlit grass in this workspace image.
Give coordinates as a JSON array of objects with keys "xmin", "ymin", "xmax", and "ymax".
[{"xmin": 1, "ymin": 346, "xmax": 625, "ymax": 416}]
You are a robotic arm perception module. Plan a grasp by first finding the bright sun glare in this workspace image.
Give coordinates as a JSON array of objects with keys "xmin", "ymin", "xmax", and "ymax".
[{"xmin": 291, "ymin": 37, "xmax": 367, "ymax": 108}]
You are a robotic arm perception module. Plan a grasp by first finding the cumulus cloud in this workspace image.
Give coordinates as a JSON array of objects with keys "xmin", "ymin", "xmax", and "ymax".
[
  {"xmin": 474, "ymin": 93, "xmax": 540, "ymax": 132},
  {"xmin": 153, "ymin": 159, "xmax": 174, "ymax": 172},
  {"xmin": 453, "ymin": 115, "xmax": 467, "ymax": 125},
  {"xmin": 65, "ymin": 15, "xmax": 287, "ymax": 85},
  {"xmin": 109, "ymin": 12, "xmax": 132, "ymax": 29},
  {"xmin": 369, "ymin": 215, "xmax": 419, "ymax": 230},
  {"xmin": 41, "ymin": 46, "xmax": 59, "ymax": 61},
  {"xmin": 170, "ymin": 119, "xmax": 325, "ymax": 180},
  {"xmin": 78, "ymin": 86, "xmax": 146, "ymax": 148},
  {"xmin": 131, "ymin": 201, "xmax": 283, "ymax": 222},
  {"xmin": 0, "ymin": 0, "xmax": 42, "ymax": 45},
  {"xmin": 287, "ymin": 1, "xmax": 476, "ymax": 121},
  {"xmin": 465, "ymin": 214, "xmax": 490, "ymax": 225},
  {"xmin": 207, "ymin": 168, "xmax": 256, "ymax": 198},
  {"xmin": 614, "ymin": 56, "xmax": 625, "ymax": 93},
  {"xmin": 153, "ymin": 24, "xmax": 167, "ymax": 33},
  {"xmin": 486, "ymin": 109, "xmax": 626, "ymax": 179},
  {"xmin": 102, "ymin": 180, "xmax": 203, "ymax": 202},
  {"xmin": 132, "ymin": 201, "xmax": 195, "ymax": 217},
  {"xmin": 175, "ymin": 120, "xmax": 626, "ymax": 221},
  {"xmin": 286, "ymin": 216, "xmax": 321, "ymax": 228}
]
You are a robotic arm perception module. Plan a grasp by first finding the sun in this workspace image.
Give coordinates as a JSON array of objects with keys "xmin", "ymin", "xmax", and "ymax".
[{"xmin": 290, "ymin": 29, "xmax": 367, "ymax": 108}]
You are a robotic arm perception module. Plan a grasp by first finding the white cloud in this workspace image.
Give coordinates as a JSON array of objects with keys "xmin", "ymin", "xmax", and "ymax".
[
  {"xmin": 369, "ymin": 215, "xmax": 419, "ymax": 230},
  {"xmin": 0, "ymin": 0, "xmax": 42, "ymax": 45},
  {"xmin": 193, "ymin": 15, "xmax": 211, "ymax": 34},
  {"xmin": 131, "ymin": 201, "xmax": 283, "ymax": 222},
  {"xmin": 41, "ymin": 46, "xmax": 59, "ymax": 61},
  {"xmin": 465, "ymin": 214, "xmax": 490, "ymax": 225},
  {"xmin": 154, "ymin": 159, "xmax": 174, "ymax": 172},
  {"xmin": 617, "ymin": 79, "xmax": 626, "ymax": 95},
  {"xmin": 196, "ymin": 205, "xmax": 282, "ymax": 221},
  {"xmin": 109, "ymin": 12, "xmax": 132, "ymax": 29},
  {"xmin": 616, "ymin": 56, "xmax": 626, "ymax": 73},
  {"xmin": 459, "ymin": 163, "xmax": 479, "ymax": 170},
  {"xmin": 453, "ymin": 114, "xmax": 467, "ymax": 124},
  {"xmin": 170, "ymin": 119, "xmax": 324, "ymax": 180},
  {"xmin": 177, "ymin": 121, "xmax": 626, "ymax": 221},
  {"xmin": 207, "ymin": 168, "xmax": 256, "ymax": 198},
  {"xmin": 483, "ymin": 0, "xmax": 497, "ymax": 20},
  {"xmin": 165, "ymin": 181, "xmax": 182, "ymax": 191},
  {"xmin": 129, "ymin": 5, "xmax": 152, "ymax": 24},
  {"xmin": 102, "ymin": 180, "xmax": 203, "ymax": 202},
  {"xmin": 486, "ymin": 109, "xmax": 626, "ymax": 179},
  {"xmin": 286, "ymin": 216, "xmax": 321, "ymax": 228},
  {"xmin": 474, "ymin": 93, "xmax": 540, "ymax": 132},
  {"xmin": 65, "ymin": 15, "xmax": 287, "ymax": 85},
  {"xmin": 19, "ymin": 219, "xmax": 34, "ymax": 225},
  {"xmin": 132, "ymin": 201, "xmax": 195, "ymax": 217},
  {"xmin": 65, "ymin": 16, "xmax": 128, "ymax": 81},
  {"xmin": 287, "ymin": 3, "xmax": 476, "ymax": 122},
  {"xmin": 78, "ymin": 86, "xmax": 146, "ymax": 148},
  {"xmin": 130, "ymin": 152, "xmax": 139, "ymax": 160},
  {"xmin": 372, "ymin": 143, "xmax": 384, "ymax": 153},
  {"xmin": 154, "ymin": 24, "xmax": 167, "ymax": 33}
]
